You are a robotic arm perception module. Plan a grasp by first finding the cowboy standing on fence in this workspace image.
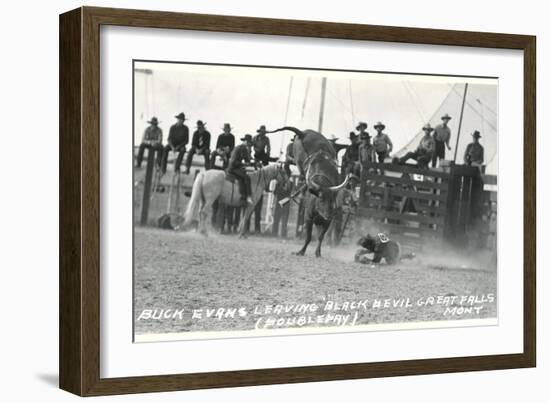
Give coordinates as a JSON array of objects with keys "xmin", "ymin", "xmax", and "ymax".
[
  {"xmin": 136, "ymin": 116, "xmax": 163, "ymax": 168},
  {"xmin": 227, "ymin": 134, "xmax": 254, "ymax": 205},
  {"xmin": 342, "ymin": 131, "xmax": 360, "ymax": 175},
  {"xmin": 185, "ymin": 120, "xmax": 211, "ymax": 173},
  {"xmin": 161, "ymin": 112, "xmax": 189, "ymax": 174},
  {"xmin": 252, "ymin": 125, "xmax": 271, "ymax": 166},
  {"xmin": 464, "ymin": 130, "xmax": 485, "ymax": 167},
  {"xmin": 272, "ymin": 176, "xmax": 293, "ymax": 238},
  {"xmin": 372, "ymin": 121, "xmax": 393, "ymax": 163},
  {"xmin": 359, "ymin": 131, "xmax": 376, "ymax": 174},
  {"xmin": 210, "ymin": 123, "xmax": 235, "ymax": 169},
  {"xmin": 284, "ymin": 136, "xmax": 295, "ymax": 175},
  {"xmin": 432, "ymin": 113, "xmax": 452, "ymax": 167},
  {"xmin": 395, "ymin": 123, "xmax": 435, "ymax": 169}
]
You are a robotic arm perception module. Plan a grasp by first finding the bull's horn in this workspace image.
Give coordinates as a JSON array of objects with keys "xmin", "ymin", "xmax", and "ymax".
[
  {"xmin": 328, "ymin": 174, "xmax": 350, "ymax": 192},
  {"xmin": 305, "ymin": 166, "xmax": 320, "ymax": 190},
  {"xmin": 306, "ymin": 174, "xmax": 320, "ymax": 190}
]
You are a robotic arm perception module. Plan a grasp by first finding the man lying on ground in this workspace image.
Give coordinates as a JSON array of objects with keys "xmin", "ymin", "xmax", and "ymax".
[{"xmin": 355, "ymin": 232, "xmax": 415, "ymax": 265}]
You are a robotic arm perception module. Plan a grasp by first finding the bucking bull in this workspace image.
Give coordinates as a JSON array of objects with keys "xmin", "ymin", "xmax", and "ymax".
[
  {"xmin": 182, "ymin": 126, "xmax": 350, "ymax": 257},
  {"xmin": 268, "ymin": 127, "xmax": 351, "ymax": 257}
]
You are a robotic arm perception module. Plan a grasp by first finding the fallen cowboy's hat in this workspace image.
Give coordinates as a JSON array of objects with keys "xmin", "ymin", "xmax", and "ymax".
[
  {"xmin": 148, "ymin": 117, "xmax": 160, "ymax": 124},
  {"xmin": 374, "ymin": 121, "xmax": 386, "ymax": 130},
  {"xmin": 328, "ymin": 134, "xmax": 339, "ymax": 141},
  {"xmin": 196, "ymin": 120, "xmax": 206, "ymax": 127},
  {"xmin": 441, "ymin": 113, "xmax": 452, "ymax": 120},
  {"xmin": 222, "ymin": 123, "xmax": 232, "ymax": 130},
  {"xmin": 356, "ymin": 122, "xmax": 368, "ymax": 130},
  {"xmin": 174, "ymin": 112, "xmax": 186, "ymax": 120},
  {"xmin": 471, "ymin": 130, "xmax": 482, "ymax": 138},
  {"xmin": 241, "ymin": 134, "xmax": 253, "ymax": 142},
  {"xmin": 422, "ymin": 123, "xmax": 434, "ymax": 132},
  {"xmin": 257, "ymin": 125, "xmax": 267, "ymax": 133}
]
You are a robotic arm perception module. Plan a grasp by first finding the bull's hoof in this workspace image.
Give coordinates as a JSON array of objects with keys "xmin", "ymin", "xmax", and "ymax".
[
  {"xmin": 294, "ymin": 250, "xmax": 305, "ymax": 256},
  {"xmin": 315, "ymin": 251, "xmax": 322, "ymax": 258}
]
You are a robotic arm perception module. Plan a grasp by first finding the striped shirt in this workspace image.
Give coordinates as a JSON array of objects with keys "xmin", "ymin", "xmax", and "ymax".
[
  {"xmin": 373, "ymin": 133, "xmax": 393, "ymax": 153},
  {"xmin": 433, "ymin": 124, "xmax": 451, "ymax": 144}
]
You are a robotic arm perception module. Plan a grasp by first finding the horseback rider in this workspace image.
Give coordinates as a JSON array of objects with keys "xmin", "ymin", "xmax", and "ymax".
[{"xmin": 227, "ymin": 134, "xmax": 254, "ymax": 205}]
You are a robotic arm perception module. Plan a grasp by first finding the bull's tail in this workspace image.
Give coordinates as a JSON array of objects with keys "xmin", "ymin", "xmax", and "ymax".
[
  {"xmin": 266, "ymin": 126, "xmax": 305, "ymax": 140},
  {"xmin": 183, "ymin": 171, "xmax": 205, "ymax": 226}
]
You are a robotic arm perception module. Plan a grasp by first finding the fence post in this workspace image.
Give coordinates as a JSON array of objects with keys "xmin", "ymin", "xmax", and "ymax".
[{"xmin": 140, "ymin": 146, "xmax": 155, "ymax": 225}]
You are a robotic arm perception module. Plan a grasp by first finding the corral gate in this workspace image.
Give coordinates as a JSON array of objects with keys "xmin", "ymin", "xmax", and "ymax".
[{"xmin": 358, "ymin": 162, "xmax": 496, "ymax": 249}]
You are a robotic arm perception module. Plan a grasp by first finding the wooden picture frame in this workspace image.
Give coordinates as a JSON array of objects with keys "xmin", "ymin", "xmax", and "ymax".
[{"xmin": 59, "ymin": 6, "xmax": 536, "ymax": 396}]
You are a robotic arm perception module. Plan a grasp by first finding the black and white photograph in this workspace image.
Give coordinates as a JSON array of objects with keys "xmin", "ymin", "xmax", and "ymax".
[{"xmin": 132, "ymin": 60, "xmax": 498, "ymax": 342}]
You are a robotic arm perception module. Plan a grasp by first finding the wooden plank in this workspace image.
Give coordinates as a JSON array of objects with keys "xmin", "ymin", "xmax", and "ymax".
[
  {"xmin": 482, "ymin": 175, "xmax": 498, "ymax": 185},
  {"xmin": 364, "ymin": 174, "xmax": 449, "ymax": 190},
  {"xmin": 364, "ymin": 192, "xmax": 447, "ymax": 207},
  {"xmin": 364, "ymin": 163, "xmax": 451, "ymax": 179},
  {"xmin": 363, "ymin": 196, "xmax": 447, "ymax": 215},
  {"xmin": 368, "ymin": 221, "xmax": 443, "ymax": 238},
  {"xmin": 365, "ymin": 186, "xmax": 448, "ymax": 202},
  {"xmin": 358, "ymin": 207, "xmax": 445, "ymax": 225}
]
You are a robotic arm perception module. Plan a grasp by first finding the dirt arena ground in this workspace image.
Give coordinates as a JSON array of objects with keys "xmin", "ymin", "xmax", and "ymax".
[{"xmin": 134, "ymin": 227, "xmax": 497, "ymax": 337}]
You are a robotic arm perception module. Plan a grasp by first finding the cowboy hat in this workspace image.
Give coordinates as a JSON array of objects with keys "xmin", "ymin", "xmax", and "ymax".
[
  {"xmin": 356, "ymin": 122, "xmax": 368, "ymax": 130},
  {"xmin": 241, "ymin": 134, "xmax": 253, "ymax": 142},
  {"xmin": 147, "ymin": 117, "xmax": 160, "ymax": 125},
  {"xmin": 174, "ymin": 112, "xmax": 186, "ymax": 120},
  {"xmin": 257, "ymin": 125, "xmax": 267, "ymax": 133},
  {"xmin": 349, "ymin": 131, "xmax": 358, "ymax": 139},
  {"xmin": 328, "ymin": 134, "xmax": 339, "ymax": 142},
  {"xmin": 471, "ymin": 130, "xmax": 482, "ymax": 138},
  {"xmin": 360, "ymin": 131, "xmax": 371, "ymax": 139},
  {"xmin": 441, "ymin": 113, "xmax": 452, "ymax": 120},
  {"xmin": 196, "ymin": 120, "xmax": 206, "ymax": 127},
  {"xmin": 222, "ymin": 123, "xmax": 232, "ymax": 130},
  {"xmin": 422, "ymin": 123, "xmax": 434, "ymax": 132},
  {"xmin": 374, "ymin": 121, "xmax": 386, "ymax": 130}
]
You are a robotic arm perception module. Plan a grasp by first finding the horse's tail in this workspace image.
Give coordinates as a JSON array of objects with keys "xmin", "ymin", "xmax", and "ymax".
[{"xmin": 183, "ymin": 171, "xmax": 205, "ymax": 226}]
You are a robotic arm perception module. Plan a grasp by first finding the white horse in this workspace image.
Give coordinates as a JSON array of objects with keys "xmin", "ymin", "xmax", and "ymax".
[{"xmin": 182, "ymin": 164, "xmax": 288, "ymax": 236}]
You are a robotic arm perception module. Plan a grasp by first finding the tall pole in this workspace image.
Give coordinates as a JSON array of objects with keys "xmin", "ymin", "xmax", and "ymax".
[
  {"xmin": 348, "ymin": 80, "xmax": 355, "ymax": 125},
  {"xmin": 318, "ymin": 77, "xmax": 327, "ymax": 133},
  {"xmin": 453, "ymin": 83, "xmax": 469, "ymax": 162}
]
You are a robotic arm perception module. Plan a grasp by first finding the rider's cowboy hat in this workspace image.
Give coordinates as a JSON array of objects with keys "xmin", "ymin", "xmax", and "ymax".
[
  {"xmin": 174, "ymin": 112, "xmax": 186, "ymax": 120},
  {"xmin": 422, "ymin": 123, "xmax": 435, "ymax": 132},
  {"xmin": 148, "ymin": 117, "xmax": 160, "ymax": 125},
  {"xmin": 374, "ymin": 121, "xmax": 386, "ymax": 130},
  {"xmin": 441, "ymin": 113, "xmax": 452, "ymax": 120}
]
